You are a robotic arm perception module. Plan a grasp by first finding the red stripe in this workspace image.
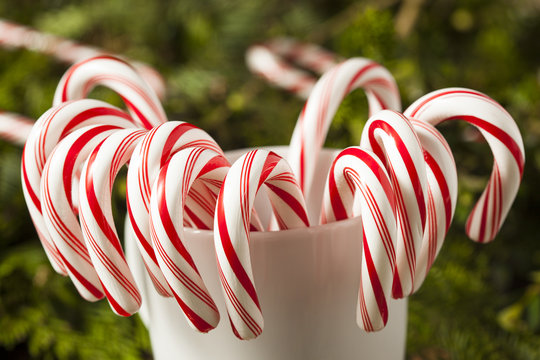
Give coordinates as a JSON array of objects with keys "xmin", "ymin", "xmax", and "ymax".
[
  {"xmin": 216, "ymin": 188, "xmax": 261, "ymax": 310},
  {"xmin": 61, "ymin": 55, "xmax": 130, "ymax": 102},
  {"xmin": 198, "ymin": 155, "xmax": 230, "ymax": 176},
  {"xmin": 81, "ymin": 217, "xmax": 140, "ymax": 300},
  {"xmin": 362, "ymin": 228, "xmax": 388, "ymax": 326},
  {"xmin": 265, "ymin": 183, "xmax": 309, "ymax": 227},
  {"xmin": 392, "ymin": 271, "xmax": 404, "ymax": 299},
  {"xmin": 160, "ymin": 123, "xmax": 198, "ymax": 166},
  {"xmin": 184, "ymin": 206, "xmax": 210, "ymax": 230},
  {"xmin": 368, "ymin": 119, "xmax": 426, "ymax": 227},
  {"xmin": 150, "ymin": 223, "xmax": 217, "ymax": 311},
  {"xmin": 407, "ymin": 89, "xmax": 489, "ymax": 118},
  {"xmin": 495, "ymin": 165, "xmax": 503, "ymax": 236},
  {"xmin": 339, "ymin": 148, "xmax": 395, "ymax": 206},
  {"xmin": 62, "ymin": 125, "xmax": 119, "ymax": 210},
  {"xmin": 357, "ymin": 181, "xmax": 396, "ymax": 266},
  {"xmin": 217, "ymin": 261, "xmax": 261, "ymax": 337},
  {"xmin": 60, "ymin": 107, "xmax": 132, "ymax": 138},
  {"xmin": 125, "ymin": 196, "xmax": 159, "ymax": 264},
  {"xmin": 423, "ymin": 151, "xmax": 452, "ymax": 231},
  {"xmin": 258, "ymin": 151, "xmax": 281, "ymax": 188},
  {"xmin": 122, "ymin": 97, "xmax": 152, "ymax": 129},
  {"xmin": 171, "ymin": 290, "xmax": 214, "ymax": 333},
  {"xmin": 328, "ymin": 161, "xmax": 348, "ymax": 221},
  {"xmin": 101, "ymin": 284, "xmax": 131, "ymax": 317},
  {"xmin": 57, "ymin": 251, "xmax": 104, "ymax": 300},
  {"xmin": 156, "ymin": 160, "xmax": 198, "ymax": 270},
  {"xmin": 358, "ymin": 276, "xmax": 373, "ymax": 331},
  {"xmin": 21, "ymin": 155, "xmax": 41, "ymax": 210},
  {"xmin": 84, "ymin": 143, "xmax": 124, "ymax": 256},
  {"xmin": 445, "ymin": 115, "xmax": 524, "ymax": 174},
  {"xmin": 42, "ymin": 165, "xmax": 92, "ymax": 261}
]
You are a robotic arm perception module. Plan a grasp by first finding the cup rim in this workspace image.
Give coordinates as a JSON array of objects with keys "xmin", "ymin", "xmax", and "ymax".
[{"xmin": 184, "ymin": 215, "xmax": 362, "ymax": 242}]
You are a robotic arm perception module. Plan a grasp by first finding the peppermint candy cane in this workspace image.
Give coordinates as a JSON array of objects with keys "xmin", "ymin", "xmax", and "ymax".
[
  {"xmin": 246, "ymin": 38, "xmax": 338, "ymax": 99},
  {"xmin": 214, "ymin": 149, "xmax": 309, "ymax": 339},
  {"xmin": 53, "ymin": 56, "xmax": 167, "ymax": 129},
  {"xmin": 321, "ymin": 147, "xmax": 397, "ymax": 331},
  {"xmin": 0, "ymin": 19, "xmax": 166, "ymax": 99},
  {"xmin": 126, "ymin": 121, "xmax": 226, "ymax": 296},
  {"xmin": 359, "ymin": 110, "xmax": 428, "ymax": 299},
  {"xmin": 409, "ymin": 119, "xmax": 458, "ymax": 292},
  {"xmin": 40, "ymin": 124, "xmax": 132, "ymax": 301},
  {"xmin": 149, "ymin": 147, "xmax": 230, "ymax": 332},
  {"xmin": 288, "ymin": 57, "xmax": 401, "ymax": 196},
  {"xmin": 78, "ymin": 128, "xmax": 147, "ymax": 315},
  {"xmin": 21, "ymin": 100, "xmax": 135, "ymax": 275},
  {"xmin": 0, "ymin": 112, "xmax": 34, "ymax": 146},
  {"xmin": 404, "ymin": 88, "xmax": 525, "ymax": 243}
]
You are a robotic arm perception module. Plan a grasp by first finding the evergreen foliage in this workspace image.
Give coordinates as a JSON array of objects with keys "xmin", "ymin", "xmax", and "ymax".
[{"xmin": 0, "ymin": 0, "xmax": 539, "ymax": 358}]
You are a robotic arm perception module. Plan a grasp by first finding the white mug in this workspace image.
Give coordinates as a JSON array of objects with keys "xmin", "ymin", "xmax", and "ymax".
[{"xmin": 126, "ymin": 147, "xmax": 407, "ymax": 360}]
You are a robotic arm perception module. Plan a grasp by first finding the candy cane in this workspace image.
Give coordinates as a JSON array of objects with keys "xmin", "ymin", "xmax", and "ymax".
[
  {"xmin": 78, "ymin": 128, "xmax": 147, "ymax": 315},
  {"xmin": 40, "ymin": 124, "xmax": 133, "ymax": 301},
  {"xmin": 125, "ymin": 121, "xmax": 226, "ymax": 296},
  {"xmin": 359, "ymin": 110, "xmax": 427, "ymax": 299},
  {"xmin": 21, "ymin": 100, "xmax": 136, "ymax": 275},
  {"xmin": 214, "ymin": 149, "xmax": 309, "ymax": 339},
  {"xmin": 149, "ymin": 147, "xmax": 230, "ymax": 332},
  {"xmin": 0, "ymin": 112, "xmax": 34, "ymax": 146},
  {"xmin": 288, "ymin": 57, "xmax": 401, "ymax": 196},
  {"xmin": 321, "ymin": 147, "xmax": 397, "ymax": 331},
  {"xmin": 409, "ymin": 119, "xmax": 458, "ymax": 292},
  {"xmin": 53, "ymin": 55, "xmax": 167, "ymax": 129},
  {"xmin": 0, "ymin": 19, "xmax": 166, "ymax": 99},
  {"xmin": 246, "ymin": 38, "xmax": 338, "ymax": 99},
  {"xmin": 404, "ymin": 88, "xmax": 525, "ymax": 243}
]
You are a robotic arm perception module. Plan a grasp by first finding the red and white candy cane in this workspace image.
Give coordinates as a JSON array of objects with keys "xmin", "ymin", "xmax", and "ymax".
[
  {"xmin": 404, "ymin": 88, "xmax": 525, "ymax": 243},
  {"xmin": 409, "ymin": 119, "xmax": 458, "ymax": 292},
  {"xmin": 125, "ymin": 121, "xmax": 226, "ymax": 296},
  {"xmin": 288, "ymin": 57, "xmax": 401, "ymax": 196},
  {"xmin": 321, "ymin": 147, "xmax": 397, "ymax": 331},
  {"xmin": 40, "ymin": 124, "xmax": 134, "ymax": 301},
  {"xmin": 246, "ymin": 38, "xmax": 338, "ymax": 99},
  {"xmin": 0, "ymin": 112, "xmax": 34, "ymax": 146},
  {"xmin": 53, "ymin": 55, "xmax": 167, "ymax": 129},
  {"xmin": 78, "ymin": 128, "xmax": 147, "ymax": 316},
  {"xmin": 0, "ymin": 19, "xmax": 166, "ymax": 99},
  {"xmin": 214, "ymin": 149, "xmax": 310, "ymax": 339},
  {"xmin": 359, "ymin": 110, "xmax": 428, "ymax": 299},
  {"xmin": 149, "ymin": 147, "xmax": 230, "ymax": 332},
  {"xmin": 21, "ymin": 100, "xmax": 135, "ymax": 276}
]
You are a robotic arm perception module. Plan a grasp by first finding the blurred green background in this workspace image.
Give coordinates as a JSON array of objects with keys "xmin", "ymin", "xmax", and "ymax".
[{"xmin": 0, "ymin": 0, "xmax": 539, "ymax": 358}]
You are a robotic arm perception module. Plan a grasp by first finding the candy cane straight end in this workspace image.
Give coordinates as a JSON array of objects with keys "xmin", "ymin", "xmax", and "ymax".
[
  {"xmin": 360, "ymin": 110, "xmax": 428, "ymax": 300},
  {"xmin": 149, "ymin": 147, "xmax": 228, "ymax": 333},
  {"xmin": 215, "ymin": 149, "xmax": 308, "ymax": 340},
  {"xmin": 322, "ymin": 147, "xmax": 397, "ymax": 332}
]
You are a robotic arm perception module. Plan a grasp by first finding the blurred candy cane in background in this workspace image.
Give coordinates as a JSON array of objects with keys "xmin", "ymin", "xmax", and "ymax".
[
  {"xmin": 0, "ymin": 19, "xmax": 165, "ymax": 99},
  {"xmin": 246, "ymin": 38, "xmax": 338, "ymax": 99},
  {"xmin": 0, "ymin": 19, "xmax": 166, "ymax": 147},
  {"xmin": 0, "ymin": 112, "xmax": 34, "ymax": 146}
]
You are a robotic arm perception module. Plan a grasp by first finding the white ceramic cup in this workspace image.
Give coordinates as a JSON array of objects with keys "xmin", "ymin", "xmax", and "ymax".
[{"xmin": 126, "ymin": 147, "xmax": 407, "ymax": 360}]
